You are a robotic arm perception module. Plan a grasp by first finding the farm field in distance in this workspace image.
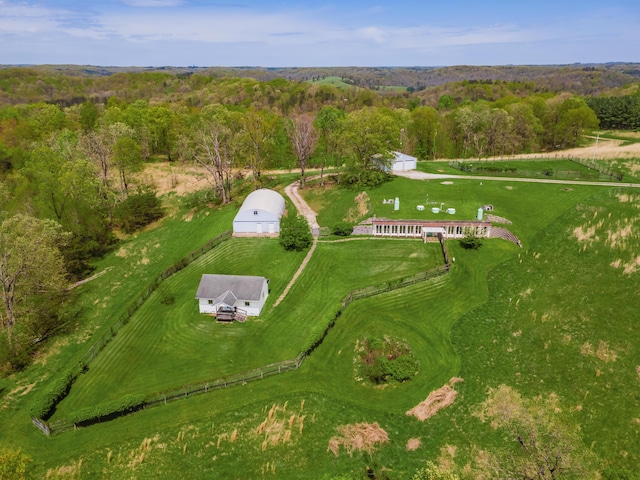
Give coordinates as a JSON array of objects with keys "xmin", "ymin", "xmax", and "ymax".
[{"xmin": 2, "ymin": 161, "xmax": 640, "ymax": 479}]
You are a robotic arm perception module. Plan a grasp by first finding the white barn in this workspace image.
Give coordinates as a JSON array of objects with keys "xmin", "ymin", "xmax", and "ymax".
[
  {"xmin": 391, "ymin": 152, "xmax": 417, "ymax": 172},
  {"xmin": 195, "ymin": 274, "xmax": 269, "ymax": 318},
  {"xmin": 233, "ymin": 189, "xmax": 286, "ymax": 235}
]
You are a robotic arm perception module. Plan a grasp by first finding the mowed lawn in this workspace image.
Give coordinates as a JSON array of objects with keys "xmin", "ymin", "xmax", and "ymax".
[
  {"xmin": 54, "ymin": 238, "xmax": 443, "ymax": 416},
  {"xmin": 305, "ymin": 176, "xmax": 597, "ymax": 244},
  {"xmin": 13, "ymin": 176, "xmax": 640, "ymax": 479}
]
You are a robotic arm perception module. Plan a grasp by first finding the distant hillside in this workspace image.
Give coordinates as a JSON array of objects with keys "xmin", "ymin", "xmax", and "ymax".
[{"xmin": 2, "ymin": 63, "xmax": 640, "ymax": 96}]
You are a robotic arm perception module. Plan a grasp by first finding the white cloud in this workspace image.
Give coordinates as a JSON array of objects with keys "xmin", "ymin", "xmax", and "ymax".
[{"xmin": 0, "ymin": 0, "xmax": 638, "ymax": 66}]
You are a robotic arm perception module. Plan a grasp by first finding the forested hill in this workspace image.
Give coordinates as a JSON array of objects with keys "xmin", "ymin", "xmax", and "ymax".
[{"xmin": 1, "ymin": 63, "xmax": 640, "ymax": 106}]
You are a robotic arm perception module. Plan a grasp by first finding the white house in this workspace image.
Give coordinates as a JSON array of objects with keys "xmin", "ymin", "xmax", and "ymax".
[
  {"xmin": 195, "ymin": 274, "xmax": 269, "ymax": 318},
  {"xmin": 233, "ymin": 189, "xmax": 286, "ymax": 235},
  {"xmin": 391, "ymin": 152, "xmax": 417, "ymax": 172}
]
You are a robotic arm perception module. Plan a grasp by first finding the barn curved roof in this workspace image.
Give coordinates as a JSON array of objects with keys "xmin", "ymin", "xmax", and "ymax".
[{"xmin": 238, "ymin": 189, "xmax": 285, "ymax": 218}]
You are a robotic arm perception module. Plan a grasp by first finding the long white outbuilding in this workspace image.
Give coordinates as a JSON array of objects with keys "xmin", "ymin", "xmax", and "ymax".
[{"xmin": 232, "ymin": 188, "xmax": 286, "ymax": 235}]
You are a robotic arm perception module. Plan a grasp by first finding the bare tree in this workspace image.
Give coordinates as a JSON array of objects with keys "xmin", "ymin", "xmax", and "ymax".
[
  {"xmin": 194, "ymin": 120, "xmax": 236, "ymax": 204},
  {"xmin": 287, "ymin": 114, "xmax": 317, "ymax": 188},
  {"xmin": 240, "ymin": 109, "xmax": 277, "ymax": 181}
]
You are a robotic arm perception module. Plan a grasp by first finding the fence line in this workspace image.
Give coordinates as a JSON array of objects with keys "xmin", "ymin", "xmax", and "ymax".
[
  {"xmin": 38, "ymin": 233, "xmax": 451, "ymax": 435},
  {"xmin": 79, "ymin": 230, "xmax": 232, "ymax": 368},
  {"xmin": 448, "ymin": 156, "xmax": 624, "ymax": 182},
  {"xmin": 32, "ymin": 230, "xmax": 233, "ymax": 435}
]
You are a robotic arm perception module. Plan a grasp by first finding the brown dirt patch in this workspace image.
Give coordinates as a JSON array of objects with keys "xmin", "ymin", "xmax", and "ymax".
[
  {"xmin": 328, "ymin": 422, "xmax": 389, "ymax": 456},
  {"xmin": 406, "ymin": 438, "xmax": 421, "ymax": 451},
  {"xmin": 407, "ymin": 378, "xmax": 463, "ymax": 421}
]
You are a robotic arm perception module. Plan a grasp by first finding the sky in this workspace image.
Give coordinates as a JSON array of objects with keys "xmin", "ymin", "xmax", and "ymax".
[{"xmin": 0, "ymin": 0, "xmax": 638, "ymax": 67}]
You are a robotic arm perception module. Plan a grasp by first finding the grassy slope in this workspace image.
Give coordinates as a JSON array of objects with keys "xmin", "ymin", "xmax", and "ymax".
[
  {"xmin": 2, "ymin": 176, "xmax": 639, "ymax": 478},
  {"xmin": 53, "ymin": 238, "xmax": 442, "ymax": 415}
]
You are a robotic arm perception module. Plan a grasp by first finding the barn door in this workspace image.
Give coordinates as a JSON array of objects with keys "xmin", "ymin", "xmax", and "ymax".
[
  {"xmin": 268, "ymin": 223, "xmax": 275, "ymax": 233},
  {"xmin": 256, "ymin": 223, "xmax": 263, "ymax": 234}
]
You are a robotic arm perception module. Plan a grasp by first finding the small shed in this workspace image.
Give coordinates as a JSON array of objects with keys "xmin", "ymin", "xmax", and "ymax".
[
  {"xmin": 233, "ymin": 189, "xmax": 286, "ymax": 235},
  {"xmin": 391, "ymin": 152, "xmax": 417, "ymax": 172},
  {"xmin": 195, "ymin": 274, "xmax": 269, "ymax": 318}
]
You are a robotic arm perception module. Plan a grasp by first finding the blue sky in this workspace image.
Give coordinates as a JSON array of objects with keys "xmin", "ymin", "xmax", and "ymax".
[{"xmin": 1, "ymin": 0, "xmax": 638, "ymax": 67}]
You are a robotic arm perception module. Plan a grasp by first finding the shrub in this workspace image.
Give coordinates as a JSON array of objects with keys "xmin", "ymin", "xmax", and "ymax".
[
  {"xmin": 114, "ymin": 188, "xmax": 164, "ymax": 233},
  {"xmin": 70, "ymin": 394, "xmax": 146, "ymax": 425},
  {"xmin": 0, "ymin": 448, "xmax": 31, "ymax": 480},
  {"xmin": 359, "ymin": 336, "xmax": 419, "ymax": 384},
  {"xmin": 182, "ymin": 188, "xmax": 220, "ymax": 210},
  {"xmin": 279, "ymin": 213, "xmax": 313, "ymax": 252},
  {"xmin": 332, "ymin": 222, "xmax": 354, "ymax": 237},
  {"xmin": 459, "ymin": 233, "xmax": 483, "ymax": 250},
  {"xmin": 29, "ymin": 370, "xmax": 76, "ymax": 419},
  {"xmin": 340, "ymin": 167, "xmax": 391, "ymax": 188}
]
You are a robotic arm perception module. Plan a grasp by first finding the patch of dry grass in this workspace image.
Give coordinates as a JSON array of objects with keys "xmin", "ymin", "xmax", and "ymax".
[
  {"xmin": 328, "ymin": 422, "xmax": 389, "ymax": 457},
  {"xmin": 406, "ymin": 438, "xmax": 421, "ymax": 451},
  {"xmin": 344, "ymin": 191, "xmax": 372, "ymax": 223},
  {"xmin": 255, "ymin": 402, "xmax": 305, "ymax": 451},
  {"xmin": 407, "ymin": 378, "xmax": 463, "ymax": 421},
  {"xmin": 581, "ymin": 340, "xmax": 618, "ymax": 362},
  {"xmin": 46, "ymin": 459, "xmax": 83, "ymax": 479}
]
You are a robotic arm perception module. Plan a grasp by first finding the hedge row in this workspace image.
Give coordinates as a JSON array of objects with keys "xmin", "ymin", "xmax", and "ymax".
[
  {"xmin": 29, "ymin": 370, "xmax": 76, "ymax": 420},
  {"xmin": 70, "ymin": 394, "xmax": 146, "ymax": 425}
]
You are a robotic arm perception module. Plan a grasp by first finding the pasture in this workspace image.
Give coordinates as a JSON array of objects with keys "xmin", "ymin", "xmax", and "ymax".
[{"xmin": 2, "ymin": 171, "xmax": 640, "ymax": 479}]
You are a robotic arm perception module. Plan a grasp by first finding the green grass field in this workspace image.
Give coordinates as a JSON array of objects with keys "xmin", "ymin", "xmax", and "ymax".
[
  {"xmin": 2, "ymin": 174, "xmax": 639, "ymax": 479},
  {"xmin": 417, "ymin": 158, "xmax": 628, "ymax": 181},
  {"xmin": 52, "ymin": 237, "xmax": 443, "ymax": 417}
]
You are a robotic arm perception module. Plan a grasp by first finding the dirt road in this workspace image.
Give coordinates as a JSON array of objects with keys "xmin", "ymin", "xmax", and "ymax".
[{"xmin": 395, "ymin": 170, "xmax": 640, "ymax": 188}]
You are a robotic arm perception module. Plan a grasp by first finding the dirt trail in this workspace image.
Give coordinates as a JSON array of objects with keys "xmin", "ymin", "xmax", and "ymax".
[
  {"xmin": 395, "ymin": 170, "xmax": 640, "ymax": 188},
  {"xmin": 284, "ymin": 181, "xmax": 320, "ymax": 234},
  {"xmin": 272, "ymin": 180, "xmax": 321, "ymax": 309}
]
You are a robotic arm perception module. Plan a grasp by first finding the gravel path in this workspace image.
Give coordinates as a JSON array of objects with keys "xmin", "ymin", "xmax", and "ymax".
[
  {"xmin": 394, "ymin": 170, "xmax": 640, "ymax": 188},
  {"xmin": 284, "ymin": 181, "xmax": 321, "ymax": 234},
  {"xmin": 272, "ymin": 180, "xmax": 321, "ymax": 309}
]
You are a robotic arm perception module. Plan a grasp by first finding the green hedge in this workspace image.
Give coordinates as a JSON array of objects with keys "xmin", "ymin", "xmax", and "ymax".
[
  {"xmin": 29, "ymin": 370, "xmax": 76, "ymax": 420},
  {"xmin": 70, "ymin": 394, "xmax": 146, "ymax": 425}
]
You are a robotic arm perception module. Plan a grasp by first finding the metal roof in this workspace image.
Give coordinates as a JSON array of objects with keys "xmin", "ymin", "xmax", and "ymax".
[
  {"xmin": 195, "ymin": 274, "xmax": 266, "ymax": 301},
  {"xmin": 237, "ymin": 189, "xmax": 285, "ymax": 218}
]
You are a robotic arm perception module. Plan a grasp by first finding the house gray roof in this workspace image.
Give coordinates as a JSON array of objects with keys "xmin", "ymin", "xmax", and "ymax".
[
  {"xmin": 195, "ymin": 274, "xmax": 266, "ymax": 301},
  {"xmin": 237, "ymin": 189, "xmax": 285, "ymax": 219}
]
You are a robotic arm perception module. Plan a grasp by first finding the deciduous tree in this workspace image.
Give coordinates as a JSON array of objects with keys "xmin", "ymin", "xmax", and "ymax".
[
  {"xmin": 476, "ymin": 385, "xmax": 599, "ymax": 479},
  {"xmin": 286, "ymin": 114, "xmax": 317, "ymax": 188},
  {"xmin": 0, "ymin": 214, "xmax": 68, "ymax": 356}
]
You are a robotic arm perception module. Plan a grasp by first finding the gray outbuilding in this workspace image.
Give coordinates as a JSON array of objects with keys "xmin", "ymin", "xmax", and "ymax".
[{"xmin": 232, "ymin": 189, "xmax": 286, "ymax": 235}]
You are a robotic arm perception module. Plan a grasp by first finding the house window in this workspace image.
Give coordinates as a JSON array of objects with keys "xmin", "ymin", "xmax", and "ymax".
[
  {"xmin": 208, "ymin": 300, "xmax": 213, "ymax": 305},
  {"xmin": 245, "ymin": 301, "xmax": 250, "ymax": 306},
  {"xmin": 253, "ymin": 210, "xmax": 258, "ymax": 215}
]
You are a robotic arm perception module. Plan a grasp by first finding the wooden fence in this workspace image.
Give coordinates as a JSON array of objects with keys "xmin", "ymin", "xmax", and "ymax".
[
  {"xmin": 37, "ymin": 232, "xmax": 452, "ymax": 435},
  {"xmin": 79, "ymin": 230, "xmax": 232, "ymax": 368},
  {"xmin": 32, "ymin": 230, "xmax": 233, "ymax": 435},
  {"xmin": 448, "ymin": 156, "xmax": 624, "ymax": 181}
]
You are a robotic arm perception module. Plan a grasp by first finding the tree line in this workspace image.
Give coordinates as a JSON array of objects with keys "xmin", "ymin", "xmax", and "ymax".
[{"xmin": 0, "ymin": 71, "xmax": 604, "ymax": 371}]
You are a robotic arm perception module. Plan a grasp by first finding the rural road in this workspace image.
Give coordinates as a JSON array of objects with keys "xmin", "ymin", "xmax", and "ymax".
[{"xmin": 394, "ymin": 170, "xmax": 640, "ymax": 188}]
